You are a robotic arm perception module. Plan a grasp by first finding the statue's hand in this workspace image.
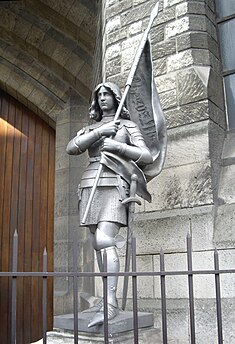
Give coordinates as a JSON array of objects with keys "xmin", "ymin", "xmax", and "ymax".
[
  {"xmin": 101, "ymin": 138, "xmax": 119, "ymax": 153},
  {"xmin": 97, "ymin": 120, "xmax": 120, "ymax": 137}
]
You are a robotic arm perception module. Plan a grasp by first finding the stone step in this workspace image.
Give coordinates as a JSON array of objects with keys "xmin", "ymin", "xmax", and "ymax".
[{"xmin": 31, "ymin": 328, "xmax": 178, "ymax": 344}]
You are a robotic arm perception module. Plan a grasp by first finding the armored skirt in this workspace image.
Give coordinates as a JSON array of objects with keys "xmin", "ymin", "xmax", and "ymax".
[{"xmin": 78, "ymin": 162, "xmax": 129, "ymax": 227}]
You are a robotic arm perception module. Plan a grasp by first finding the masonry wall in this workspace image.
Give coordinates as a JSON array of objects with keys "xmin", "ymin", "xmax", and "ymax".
[{"xmin": 97, "ymin": 0, "xmax": 235, "ymax": 343}]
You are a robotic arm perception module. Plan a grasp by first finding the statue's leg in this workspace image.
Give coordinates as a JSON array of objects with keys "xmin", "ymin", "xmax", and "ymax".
[
  {"xmin": 89, "ymin": 226, "xmax": 104, "ymax": 272},
  {"xmin": 88, "ymin": 221, "xmax": 121, "ymax": 327}
]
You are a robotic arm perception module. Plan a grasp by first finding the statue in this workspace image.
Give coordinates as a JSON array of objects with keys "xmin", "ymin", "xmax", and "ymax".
[
  {"xmin": 66, "ymin": 0, "xmax": 166, "ymax": 329},
  {"xmin": 66, "ymin": 82, "xmax": 153, "ymax": 327}
]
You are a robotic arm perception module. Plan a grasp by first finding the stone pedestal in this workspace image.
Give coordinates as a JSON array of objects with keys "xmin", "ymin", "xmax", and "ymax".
[
  {"xmin": 32, "ymin": 328, "xmax": 176, "ymax": 344},
  {"xmin": 54, "ymin": 310, "xmax": 154, "ymax": 334}
]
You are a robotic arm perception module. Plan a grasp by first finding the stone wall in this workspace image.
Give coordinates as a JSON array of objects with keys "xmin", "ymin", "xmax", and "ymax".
[{"xmin": 95, "ymin": 0, "xmax": 235, "ymax": 343}]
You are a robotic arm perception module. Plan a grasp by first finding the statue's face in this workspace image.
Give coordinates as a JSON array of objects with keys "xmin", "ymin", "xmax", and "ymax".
[{"xmin": 97, "ymin": 86, "xmax": 116, "ymax": 113}]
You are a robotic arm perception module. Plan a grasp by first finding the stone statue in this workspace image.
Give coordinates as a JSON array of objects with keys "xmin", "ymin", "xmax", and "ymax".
[{"xmin": 66, "ymin": 82, "xmax": 154, "ymax": 327}]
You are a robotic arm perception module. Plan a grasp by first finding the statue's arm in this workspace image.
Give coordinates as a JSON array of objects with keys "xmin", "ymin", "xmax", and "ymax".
[
  {"xmin": 102, "ymin": 138, "xmax": 152, "ymax": 164},
  {"xmin": 66, "ymin": 128, "xmax": 101, "ymax": 155},
  {"xmin": 66, "ymin": 121, "xmax": 120, "ymax": 155}
]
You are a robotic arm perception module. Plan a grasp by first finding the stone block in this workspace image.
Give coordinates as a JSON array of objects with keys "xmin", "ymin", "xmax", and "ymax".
[
  {"xmin": 52, "ymin": 43, "xmax": 71, "ymax": 67},
  {"xmin": 156, "ymin": 6, "xmax": 175, "ymax": 26},
  {"xmin": 151, "ymin": 24, "xmax": 165, "ymax": 44},
  {"xmin": 159, "ymin": 89, "xmax": 177, "ymax": 110},
  {"xmin": 54, "ymin": 169, "xmax": 69, "ymax": 217},
  {"xmin": 106, "ymin": 57, "xmax": 121, "ymax": 77},
  {"xmin": 176, "ymin": 32, "xmax": 192, "ymax": 52},
  {"xmin": 165, "ymin": 121, "xmax": 209, "ymax": 169},
  {"xmin": 13, "ymin": 15, "xmax": 32, "ymax": 40},
  {"xmin": 192, "ymin": 49, "xmax": 210, "ymax": 66},
  {"xmin": 153, "ymin": 56, "xmax": 167, "ymax": 76},
  {"xmin": 19, "ymin": 78, "xmax": 36, "ymax": 100},
  {"xmin": 177, "ymin": 66, "xmax": 209, "ymax": 105},
  {"xmin": 152, "ymin": 38, "xmax": 176, "ymax": 59},
  {"xmin": 206, "ymin": 16, "xmax": 217, "ymax": 41},
  {"xmin": 222, "ymin": 132, "xmax": 235, "ymax": 160},
  {"xmin": 165, "ymin": 17, "xmax": 189, "ymax": 39},
  {"xmin": 191, "ymin": 211, "xmax": 214, "ymax": 251},
  {"xmin": 56, "ymin": 147, "xmax": 69, "ymax": 171},
  {"xmin": 54, "ymin": 241, "xmax": 69, "ymax": 271},
  {"xmin": 218, "ymin": 165, "xmax": 235, "ymax": 204},
  {"xmin": 188, "ymin": 14, "xmax": 207, "ymax": 32},
  {"xmin": 105, "ymin": 0, "xmax": 132, "ymax": 18},
  {"xmin": 128, "ymin": 20, "xmax": 142, "ymax": 36},
  {"xmin": 208, "ymin": 69, "xmax": 224, "ymax": 110},
  {"xmin": 106, "ymin": 15, "xmax": 121, "ymax": 34},
  {"xmin": 26, "ymin": 25, "xmax": 45, "ymax": 49},
  {"xmin": 195, "ymin": 299, "xmax": 235, "ymax": 344},
  {"xmin": 120, "ymin": 0, "xmax": 156, "ymax": 26},
  {"xmin": 106, "ymin": 27, "xmax": 128, "ymax": 46},
  {"xmin": 117, "ymin": 255, "xmax": 155, "ymax": 299},
  {"xmin": 105, "ymin": 43, "xmax": 121, "ymax": 61},
  {"xmin": 140, "ymin": 299, "xmax": 189, "ymax": 342},
  {"xmin": 56, "ymin": 122, "xmax": 70, "ymax": 149},
  {"xmin": 146, "ymin": 161, "xmax": 213, "ymax": 212},
  {"xmin": 175, "ymin": 2, "xmax": 188, "ymax": 18},
  {"xmin": 133, "ymin": 211, "xmax": 191, "ymax": 254},
  {"xmin": 54, "ymin": 216, "xmax": 69, "ymax": 242},
  {"xmin": 167, "ymin": 50, "xmax": 194, "ymax": 72},
  {"xmin": 156, "ymin": 72, "xmax": 176, "ymax": 93},
  {"xmin": 154, "ymin": 253, "xmax": 189, "ymax": 298},
  {"xmin": 64, "ymin": 52, "xmax": 84, "ymax": 77},
  {"xmin": 163, "ymin": 0, "xmax": 184, "ymax": 8},
  {"xmin": 208, "ymin": 101, "xmax": 226, "ymax": 129},
  {"xmin": 0, "ymin": 7, "xmax": 16, "ymax": 31}
]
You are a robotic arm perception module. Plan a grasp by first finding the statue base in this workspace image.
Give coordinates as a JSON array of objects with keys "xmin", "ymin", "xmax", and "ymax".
[
  {"xmin": 43, "ymin": 327, "xmax": 165, "ymax": 343},
  {"xmin": 54, "ymin": 310, "xmax": 154, "ymax": 334}
]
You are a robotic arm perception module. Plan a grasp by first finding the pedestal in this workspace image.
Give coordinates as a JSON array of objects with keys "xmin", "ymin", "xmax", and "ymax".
[{"xmin": 54, "ymin": 310, "xmax": 154, "ymax": 334}]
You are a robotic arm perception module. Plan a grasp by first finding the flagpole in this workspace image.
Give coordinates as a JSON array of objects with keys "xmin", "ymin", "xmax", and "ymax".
[{"xmin": 81, "ymin": 1, "xmax": 160, "ymax": 224}]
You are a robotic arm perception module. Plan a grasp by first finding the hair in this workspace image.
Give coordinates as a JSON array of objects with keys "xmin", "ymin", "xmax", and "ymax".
[{"xmin": 89, "ymin": 82, "xmax": 130, "ymax": 122}]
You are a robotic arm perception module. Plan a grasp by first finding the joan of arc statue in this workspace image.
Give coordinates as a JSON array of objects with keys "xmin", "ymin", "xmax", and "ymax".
[{"xmin": 66, "ymin": 82, "xmax": 155, "ymax": 327}]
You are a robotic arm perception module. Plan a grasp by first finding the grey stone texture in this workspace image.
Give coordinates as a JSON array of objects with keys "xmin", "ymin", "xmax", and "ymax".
[
  {"xmin": 100, "ymin": 0, "xmax": 234, "ymax": 342},
  {"xmin": 0, "ymin": 0, "xmax": 97, "ymax": 121}
]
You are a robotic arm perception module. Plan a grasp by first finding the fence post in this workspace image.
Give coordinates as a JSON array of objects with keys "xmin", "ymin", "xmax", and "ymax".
[
  {"xmin": 103, "ymin": 249, "xmax": 109, "ymax": 343},
  {"xmin": 73, "ymin": 231, "xmax": 78, "ymax": 344},
  {"xmin": 132, "ymin": 236, "xmax": 138, "ymax": 344},
  {"xmin": 160, "ymin": 248, "xmax": 167, "ymax": 344},
  {"xmin": 11, "ymin": 229, "xmax": 18, "ymax": 344},
  {"xmin": 214, "ymin": 248, "xmax": 223, "ymax": 344},
  {"xmin": 42, "ymin": 248, "xmax": 47, "ymax": 344},
  {"xmin": 187, "ymin": 233, "xmax": 196, "ymax": 344}
]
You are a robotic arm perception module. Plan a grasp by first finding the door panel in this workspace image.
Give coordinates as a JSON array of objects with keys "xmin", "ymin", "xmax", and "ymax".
[{"xmin": 0, "ymin": 90, "xmax": 55, "ymax": 343}]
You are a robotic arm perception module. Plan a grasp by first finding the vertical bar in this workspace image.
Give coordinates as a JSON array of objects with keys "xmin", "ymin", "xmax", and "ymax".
[
  {"xmin": 11, "ymin": 230, "xmax": 18, "ymax": 344},
  {"xmin": 73, "ymin": 232, "xmax": 78, "ymax": 344},
  {"xmin": 132, "ymin": 237, "xmax": 138, "ymax": 344},
  {"xmin": 187, "ymin": 233, "xmax": 196, "ymax": 344},
  {"xmin": 103, "ymin": 249, "xmax": 109, "ymax": 344},
  {"xmin": 42, "ymin": 248, "xmax": 47, "ymax": 344},
  {"xmin": 214, "ymin": 249, "xmax": 223, "ymax": 344},
  {"xmin": 160, "ymin": 249, "xmax": 167, "ymax": 344}
]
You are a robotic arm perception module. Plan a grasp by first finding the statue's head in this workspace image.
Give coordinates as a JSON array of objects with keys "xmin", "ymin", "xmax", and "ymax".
[{"xmin": 89, "ymin": 82, "xmax": 130, "ymax": 121}]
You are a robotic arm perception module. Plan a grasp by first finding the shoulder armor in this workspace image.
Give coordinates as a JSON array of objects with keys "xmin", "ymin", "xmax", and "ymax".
[{"xmin": 119, "ymin": 119, "xmax": 138, "ymax": 129}]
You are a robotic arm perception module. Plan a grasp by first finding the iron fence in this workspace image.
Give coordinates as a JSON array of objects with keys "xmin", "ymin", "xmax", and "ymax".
[{"xmin": 0, "ymin": 230, "xmax": 234, "ymax": 344}]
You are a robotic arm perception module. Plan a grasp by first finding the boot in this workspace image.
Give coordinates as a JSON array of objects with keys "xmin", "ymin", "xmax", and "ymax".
[{"xmin": 88, "ymin": 246, "xmax": 119, "ymax": 327}]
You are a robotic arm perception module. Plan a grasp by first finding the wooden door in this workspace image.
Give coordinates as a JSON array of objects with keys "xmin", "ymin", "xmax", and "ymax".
[{"xmin": 0, "ymin": 89, "xmax": 55, "ymax": 343}]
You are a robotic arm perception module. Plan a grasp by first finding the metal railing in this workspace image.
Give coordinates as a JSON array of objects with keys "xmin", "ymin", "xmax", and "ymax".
[{"xmin": 0, "ymin": 230, "xmax": 234, "ymax": 344}]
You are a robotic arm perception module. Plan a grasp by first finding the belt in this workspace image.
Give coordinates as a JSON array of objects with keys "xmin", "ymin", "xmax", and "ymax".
[{"xmin": 89, "ymin": 156, "xmax": 101, "ymax": 162}]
